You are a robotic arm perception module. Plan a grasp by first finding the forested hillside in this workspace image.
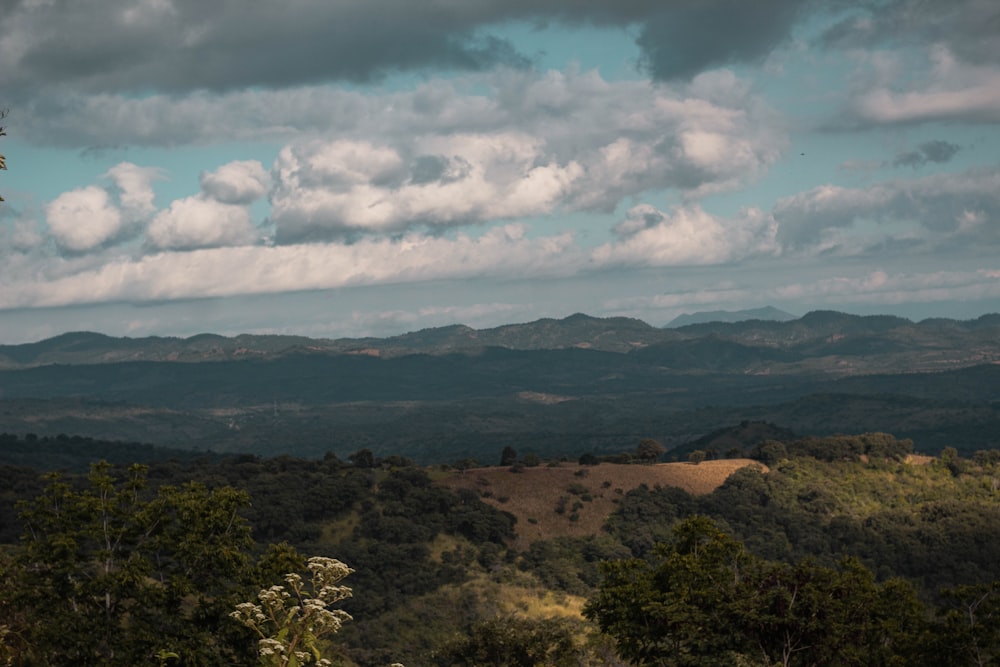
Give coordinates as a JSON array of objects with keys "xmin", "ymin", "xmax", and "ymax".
[
  {"xmin": 1, "ymin": 431, "xmax": 999, "ymax": 665},
  {"xmin": 3, "ymin": 311, "xmax": 1000, "ymax": 464}
]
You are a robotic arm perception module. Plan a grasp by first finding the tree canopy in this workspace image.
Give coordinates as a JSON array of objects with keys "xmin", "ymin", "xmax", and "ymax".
[
  {"xmin": 5, "ymin": 462, "xmax": 267, "ymax": 665},
  {"xmin": 584, "ymin": 516, "xmax": 926, "ymax": 666}
]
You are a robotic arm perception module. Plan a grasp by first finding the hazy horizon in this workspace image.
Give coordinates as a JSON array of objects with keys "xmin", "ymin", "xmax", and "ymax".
[{"xmin": 5, "ymin": 302, "xmax": 1000, "ymax": 346}]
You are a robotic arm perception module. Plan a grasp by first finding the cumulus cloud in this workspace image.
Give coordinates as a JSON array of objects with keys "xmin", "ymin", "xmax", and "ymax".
[
  {"xmin": 147, "ymin": 197, "xmax": 259, "ymax": 251},
  {"xmin": 773, "ymin": 165, "xmax": 1000, "ymax": 252},
  {"xmin": 253, "ymin": 70, "xmax": 784, "ymax": 239},
  {"xmin": 592, "ymin": 203, "xmax": 778, "ymax": 267},
  {"xmin": 105, "ymin": 162, "xmax": 163, "ymax": 218},
  {"xmin": 270, "ymin": 134, "xmax": 583, "ymax": 240},
  {"xmin": 39, "ymin": 159, "xmax": 268, "ymax": 254},
  {"xmin": 846, "ymin": 45, "xmax": 1000, "ymax": 126},
  {"xmin": 199, "ymin": 160, "xmax": 270, "ymax": 205},
  {"xmin": 40, "ymin": 161, "xmax": 166, "ymax": 253},
  {"xmin": 1, "ymin": 218, "xmax": 45, "ymax": 253},
  {"xmin": 45, "ymin": 186, "xmax": 124, "ymax": 252},
  {"xmin": 146, "ymin": 159, "xmax": 271, "ymax": 250}
]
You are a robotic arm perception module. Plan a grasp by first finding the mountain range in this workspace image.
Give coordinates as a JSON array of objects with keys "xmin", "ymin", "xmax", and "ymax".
[
  {"xmin": 1, "ymin": 310, "xmax": 998, "ymax": 463},
  {"xmin": 2, "ymin": 309, "xmax": 998, "ymax": 370}
]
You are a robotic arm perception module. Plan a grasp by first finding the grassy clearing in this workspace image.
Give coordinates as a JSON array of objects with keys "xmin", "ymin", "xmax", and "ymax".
[{"xmin": 438, "ymin": 459, "xmax": 764, "ymax": 549}]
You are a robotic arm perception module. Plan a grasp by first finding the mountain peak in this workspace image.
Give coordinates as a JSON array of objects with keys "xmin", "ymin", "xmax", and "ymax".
[{"xmin": 666, "ymin": 306, "xmax": 797, "ymax": 328}]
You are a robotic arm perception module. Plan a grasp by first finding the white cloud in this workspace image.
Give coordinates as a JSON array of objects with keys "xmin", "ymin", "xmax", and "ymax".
[
  {"xmin": 104, "ymin": 162, "xmax": 162, "ymax": 219},
  {"xmin": 849, "ymin": 45, "xmax": 1000, "ymax": 125},
  {"xmin": 257, "ymin": 69, "xmax": 784, "ymax": 239},
  {"xmin": 0, "ymin": 225, "xmax": 581, "ymax": 309},
  {"xmin": 270, "ymin": 133, "xmax": 585, "ymax": 240},
  {"xmin": 773, "ymin": 165, "xmax": 1000, "ymax": 252},
  {"xmin": 147, "ymin": 196, "xmax": 259, "ymax": 251},
  {"xmin": 20, "ymin": 69, "xmax": 785, "ymax": 235},
  {"xmin": 1, "ymin": 218, "xmax": 45, "ymax": 253},
  {"xmin": 200, "ymin": 160, "xmax": 270, "ymax": 205},
  {"xmin": 45, "ymin": 186, "xmax": 123, "ymax": 252},
  {"xmin": 593, "ymin": 203, "xmax": 779, "ymax": 267}
]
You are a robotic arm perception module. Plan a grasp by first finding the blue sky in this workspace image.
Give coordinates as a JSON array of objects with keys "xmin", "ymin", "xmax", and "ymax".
[{"xmin": 2, "ymin": 0, "xmax": 999, "ymax": 343}]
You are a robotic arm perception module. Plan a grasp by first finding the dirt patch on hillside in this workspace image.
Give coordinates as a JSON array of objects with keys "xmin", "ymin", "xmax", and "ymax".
[{"xmin": 438, "ymin": 459, "xmax": 766, "ymax": 550}]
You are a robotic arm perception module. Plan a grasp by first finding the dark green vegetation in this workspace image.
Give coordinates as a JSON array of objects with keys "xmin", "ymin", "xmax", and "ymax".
[
  {"xmin": 587, "ymin": 516, "xmax": 1000, "ymax": 666},
  {"xmin": 1, "ymin": 433, "xmax": 999, "ymax": 665},
  {"xmin": 2, "ymin": 311, "xmax": 1000, "ymax": 462}
]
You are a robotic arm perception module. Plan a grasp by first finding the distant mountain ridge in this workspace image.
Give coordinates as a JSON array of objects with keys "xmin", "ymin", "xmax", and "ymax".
[
  {"xmin": 1, "ymin": 310, "xmax": 998, "ymax": 372},
  {"xmin": 3, "ymin": 310, "xmax": 1000, "ymax": 461},
  {"xmin": 666, "ymin": 306, "xmax": 797, "ymax": 327}
]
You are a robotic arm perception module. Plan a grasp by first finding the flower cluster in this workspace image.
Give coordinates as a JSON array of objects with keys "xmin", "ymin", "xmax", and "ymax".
[{"xmin": 231, "ymin": 556, "xmax": 355, "ymax": 667}]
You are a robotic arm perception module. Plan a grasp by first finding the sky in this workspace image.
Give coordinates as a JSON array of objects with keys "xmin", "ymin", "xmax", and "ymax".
[{"xmin": 2, "ymin": 0, "xmax": 1000, "ymax": 343}]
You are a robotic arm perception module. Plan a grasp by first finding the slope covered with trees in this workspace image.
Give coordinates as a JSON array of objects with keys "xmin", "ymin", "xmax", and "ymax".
[{"xmin": 1, "ymin": 432, "xmax": 999, "ymax": 665}]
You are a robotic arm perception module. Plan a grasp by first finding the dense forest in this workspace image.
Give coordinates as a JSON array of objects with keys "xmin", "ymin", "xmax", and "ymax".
[
  {"xmin": 1, "ymin": 431, "xmax": 999, "ymax": 665},
  {"xmin": 4, "ymin": 312, "xmax": 1000, "ymax": 466}
]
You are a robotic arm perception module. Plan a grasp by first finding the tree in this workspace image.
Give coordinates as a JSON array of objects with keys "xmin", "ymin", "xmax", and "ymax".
[
  {"xmin": 500, "ymin": 446, "xmax": 518, "ymax": 466},
  {"xmin": 930, "ymin": 581, "xmax": 1000, "ymax": 666},
  {"xmin": 348, "ymin": 448, "xmax": 377, "ymax": 468},
  {"xmin": 636, "ymin": 439, "xmax": 666, "ymax": 463},
  {"xmin": 585, "ymin": 516, "xmax": 748, "ymax": 665},
  {"xmin": 732, "ymin": 557, "xmax": 924, "ymax": 666},
  {"xmin": 7, "ymin": 462, "xmax": 262, "ymax": 665},
  {"xmin": 500, "ymin": 445, "xmax": 517, "ymax": 466},
  {"xmin": 686, "ymin": 450, "xmax": 706, "ymax": 465},
  {"xmin": 585, "ymin": 516, "xmax": 924, "ymax": 666},
  {"xmin": 437, "ymin": 615, "xmax": 579, "ymax": 667}
]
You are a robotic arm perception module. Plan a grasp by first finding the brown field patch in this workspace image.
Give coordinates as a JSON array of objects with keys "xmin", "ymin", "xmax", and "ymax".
[{"xmin": 437, "ymin": 459, "xmax": 766, "ymax": 550}]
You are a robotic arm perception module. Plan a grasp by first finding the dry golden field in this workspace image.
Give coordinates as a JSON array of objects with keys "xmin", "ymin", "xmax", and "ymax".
[{"xmin": 438, "ymin": 459, "xmax": 766, "ymax": 550}]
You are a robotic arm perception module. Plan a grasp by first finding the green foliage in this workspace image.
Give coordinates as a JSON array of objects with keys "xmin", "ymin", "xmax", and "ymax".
[
  {"xmin": 7, "ymin": 462, "xmax": 259, "ymax": 665},
  {"xmin": 519, "ymin": 535, "xmax": 631, "ymax": 595},
  {"xmin": 686, "ymin": 450, "xmax": 706, "ymax": 464},
  {"xmin": 436, "ymin": 615, "xmax": 579, "ymax": 667},
  {"xmin": 604, "ymin": 484, "xmax": 697, "ymax": 557},
  {"xmin": 930, "ymin": 581, "xmax": 1000, "ymax": 666},
  {"xmin": 585, "ymin": 517, "xmax": 925, "ymax": 666},
  {"xmin": 749, "ymin": 432, "xmax": 913, "ymax": 464},
  {"xmin": 4, "ymin": 442, "xmax": 1000, "ymax": 666},
  {"xmin": 635, "ymin": 439, "xmax": 666, "ymax": 463}
]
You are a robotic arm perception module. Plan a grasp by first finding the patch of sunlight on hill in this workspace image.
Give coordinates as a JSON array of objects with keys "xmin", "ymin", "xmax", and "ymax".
[{"xmin": 770, "ymin": 456, "xmax": 997, "ymax": 521}]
